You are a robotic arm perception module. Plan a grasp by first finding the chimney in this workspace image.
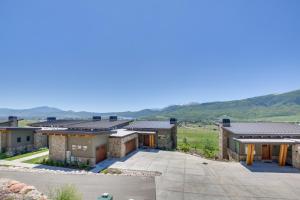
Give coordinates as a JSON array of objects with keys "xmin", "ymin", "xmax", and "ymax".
[
  {"xmin": 8, "ymin": 116, "xmax": 18, "ymax": 127},
  {"xmin": 109, "ymin": 116, "xmax": 118, "ymax": 121},
  {"xmin": 222, "ymin": 119, "xmax": 231, "ymax": 127},
  {"xmin": 47, "ymin": 117, "xmax": 56, "ymax": 122},
  {"xmin": 170, "ymin": 118, "xmax": 177, "ymax": 124},
  {"xmin": 93, "ymin": 116, "xmax": 102, "ymax": 121}
]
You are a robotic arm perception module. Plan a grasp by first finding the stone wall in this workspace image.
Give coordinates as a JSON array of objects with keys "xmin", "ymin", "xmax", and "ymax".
[
  {"xmin": 49, "ymin": 135, "xmax": 67, "ymax": 162},
  {"xmin": 34, "ymin": 133, "xmax": 48, "ymax": 149},
  {"xmin": 292, "ymin": 144, "xmax": 300, "ymax": 169},
  {"xmin": 109, "ymin": 133, "xmax": 138, "ymax": 158},
  {"xmin": 219, "ymin": 127, "xmax": 229, "ymax": 159},
  {"xmin": 157, "ymin": 129, "xmax": 173, "ymax": 150}
]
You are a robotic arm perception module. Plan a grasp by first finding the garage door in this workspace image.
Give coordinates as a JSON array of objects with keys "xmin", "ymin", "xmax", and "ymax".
[
  {"xmin": 125, "ymin": 139, "xmax": 136, "ymax": 155},
  {"xmin": 96, "ymin": 144, "xmax": 107, "ymax": 163}
]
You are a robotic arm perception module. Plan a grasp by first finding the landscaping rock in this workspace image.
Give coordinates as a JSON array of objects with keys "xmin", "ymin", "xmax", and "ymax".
[{"xmin": 0, "ymin": 178, "xmax": 48, "ymax": 200}]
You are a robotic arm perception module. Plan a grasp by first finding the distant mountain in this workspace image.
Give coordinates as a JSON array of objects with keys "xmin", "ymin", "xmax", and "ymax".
[{"xmin": 1, "ymin": 90, "xmax": 300, "ymax": 122}]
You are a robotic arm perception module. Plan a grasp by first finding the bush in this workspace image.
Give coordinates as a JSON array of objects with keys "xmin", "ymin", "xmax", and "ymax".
[
  {"xmin": 178, "ymin": 143, "xmax": 191, "ymax": 152},
  {"xmin": 49, "ymin": 184, "xmax": 82, "ymax": 200}
]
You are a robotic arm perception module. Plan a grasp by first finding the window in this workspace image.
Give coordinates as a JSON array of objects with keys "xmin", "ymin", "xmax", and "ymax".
[
  {"xmin": 82, "ymin": 146, "xmax": 88, "ymax": 151},
  {"xmin": 17, "ymin": 137, "xmax": 21, "ymax": 143},
  {"xmin": 72, "ymin": 145, "xmax": 76, "ymax": 150},
  {"xmin": 26, "ymin": 136, "xmax": 30, "ymax": 141}
]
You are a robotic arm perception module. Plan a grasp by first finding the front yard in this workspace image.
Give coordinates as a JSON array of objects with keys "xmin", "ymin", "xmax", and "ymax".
[{"xmin": 3, "ymin": 148, "xmax": 48, "ymax": 161}]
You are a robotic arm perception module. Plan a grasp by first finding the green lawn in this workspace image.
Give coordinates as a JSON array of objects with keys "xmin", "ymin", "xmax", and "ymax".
[
  {"xmin": 23, "ymin": 155, "xmax": 49, "ymax": 164},
  {"xmin": 0, "ymin": 153, "xmax": 10, "ymax": 160},
  {"xmin": 177, "ymin": 124, "xmax": 219, "ymax": 158},
  {"xmin": 4, "ymin": 148, "xmax": 48, "ymax": 161}
]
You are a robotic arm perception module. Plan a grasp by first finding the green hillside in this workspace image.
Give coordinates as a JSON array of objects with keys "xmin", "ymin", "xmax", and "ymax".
[
  {"xmin": 1, "ymin": 90, "xmax": 300, "ymax": 122},
  {"xmin": 135, "ymin": 90, "xmax": 300, "ymax": 122}
]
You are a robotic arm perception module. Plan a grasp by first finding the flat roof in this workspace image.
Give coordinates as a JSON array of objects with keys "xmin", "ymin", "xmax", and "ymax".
[
  {"xmin": 0, "ymin": 127, "xmax": 40, "ymax": 131},
  {"xmin": 109, "ymin": 129, "xmax": 137, "ymax": 138},
  {"xmin": 67, "ymin": 120, "xmax": 132, "ymax": 130},
  {"xmin": 234, "ymin": 138, "xmax": 296, "ymax": 144},
  {"xmin": 136, "ymin": 131, "xmax": 156, "ymax": 135},
  {"xmin": 37, "ymin": 129, "xmax": 108, "ymax": 136},
  {"xmin": 125, "ymin": 121, "xmax": 175, "ymax": 130},
  {"xmin": 29, "ymin": 120, "xmax": 87, "ymax": 128},
  {"xmin": 223, "ymin": 122, "xmax": 300, "ymax": 135}
]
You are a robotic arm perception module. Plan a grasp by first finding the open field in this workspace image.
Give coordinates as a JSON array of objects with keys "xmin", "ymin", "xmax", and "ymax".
[{"xmin": 177, "ymin": 123, "xmax": 219, "ymax": 158}]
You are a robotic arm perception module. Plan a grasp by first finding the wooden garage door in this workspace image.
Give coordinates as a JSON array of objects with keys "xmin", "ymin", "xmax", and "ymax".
[
  {"xmin": 125, "ymin": 139, "xmax": 136, "ymax": 155},
  {"xmin": 96, "ymin": 144, "xmax": 107, "ymax": 163}
]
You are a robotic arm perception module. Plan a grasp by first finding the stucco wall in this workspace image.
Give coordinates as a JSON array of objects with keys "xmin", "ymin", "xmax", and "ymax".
[{"xmin": 6, "ymin": 130, "xmax": 34, "ymax": 155}]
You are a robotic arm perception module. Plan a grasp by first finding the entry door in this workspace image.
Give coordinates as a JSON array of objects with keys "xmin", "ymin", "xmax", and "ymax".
[
  {"xmin": 144, "ymin": 135, "xmax": 150, "ymax": 146},
  {"xmin": 96, "ymin": 145, "xmax": 107, "ymax": 163},
  {"xmin": 262, "ymin": 144, "xmax": 272, "ymax": 160}
]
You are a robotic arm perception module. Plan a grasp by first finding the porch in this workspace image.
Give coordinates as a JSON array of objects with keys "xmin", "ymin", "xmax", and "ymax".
[
  {"xmin": 233, "ymin": 138, "xmax": 296, "ymax": 167},
  {"xmin": 137, "ymin": 131, "xmax": 157, "ymax": 148}
]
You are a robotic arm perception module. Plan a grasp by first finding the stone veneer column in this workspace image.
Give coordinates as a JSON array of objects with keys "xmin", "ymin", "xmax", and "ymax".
[
  {"xmin": 49, "ymin": 135, "xmax": 67, "ymax": 162},
  {"xmin": 292, "ymin": 144, "xmax": 300, "ymax": 169},
  {"xmin": 219, "ymin": 126, "xmax": 228, "ymax": 159}
]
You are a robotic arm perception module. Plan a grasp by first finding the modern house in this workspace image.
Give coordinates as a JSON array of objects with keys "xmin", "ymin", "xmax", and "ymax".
[
  {"xmin": 219, "ymin": 119, "xmax": 300, "ymax": 169},
  {"xmin": 30, "ymin": 116, "xmax": 177, "ymax": 166},
  {"xmin": 0, "ymin": 116, "xmax": 45, "ymax": 155}
]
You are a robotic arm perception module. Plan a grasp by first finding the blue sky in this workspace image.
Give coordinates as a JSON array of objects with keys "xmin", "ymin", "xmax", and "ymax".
[{"xmin": 0, "ymin": 0, "xmax": 300, "ymax": 112}]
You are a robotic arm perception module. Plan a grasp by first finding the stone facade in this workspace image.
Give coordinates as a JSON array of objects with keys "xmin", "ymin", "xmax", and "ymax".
[
  {"xmin": 157, "ymin": 129, "xmax": 173, "ymax": 150},
  {"xmin": 109, "ymin": 133, "xmax": 138, "ymax": 158},
  {"xmin": 34, "ymin": 133, "xmax": 48, "ymax": 149},
  {"xmin": 292, "ymin": 144, "xmax": 300, "ymax": 169},
  {"xmin": 219, "ymin": 126, "xmax": 229, "ymax": 159},
  {"xmin": 49, "ymin": 135, "xmax": 67, "ymax": 162}
]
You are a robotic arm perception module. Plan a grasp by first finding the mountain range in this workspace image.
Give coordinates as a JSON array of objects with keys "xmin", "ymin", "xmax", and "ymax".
[{"xmin": 1, "ymin": 89, "xmax": 300, "ymax": 122}]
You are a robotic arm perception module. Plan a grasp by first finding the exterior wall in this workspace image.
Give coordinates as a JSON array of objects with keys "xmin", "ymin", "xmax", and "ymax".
[
  {"xmin": 171, "ymin": 126, "xmax": 177, "ymax": 149},
  {"xmin": 34, "ymin": 133, "xmax": 48, "ymax": 149},
  {"xmin": 6, "ymin": 130, "xmax": 34, "ymax": 155},
  {"xmin": 49, "ymin": 135, "xmax": 67, "ymax": 162},
  {"xmin": 0, "ymin": 133, "xmax": 7, "ymax": 153},
  {"xmin": 292, "ymin": 144, "xmax": 300, "ymax": 169},
  {"xmin": 66, "ymin": 134, "xmax": 109, "ymax": 166},
  {"xmin": 109, "ymin": 133, "xmax": 138, "ymax": 158},
  {"xmin": 219, "ymin": 127, "xmax": 229, "ymax": 159},
  {"xmin": 157, "ymin": 129, "xmax": 173, "ymax": 150}
]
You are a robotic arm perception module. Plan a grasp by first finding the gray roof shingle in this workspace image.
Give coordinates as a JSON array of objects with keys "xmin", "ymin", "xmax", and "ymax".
[{"xmin": 223, "ymin": 122, "xmax": 300, "ymax": 135}]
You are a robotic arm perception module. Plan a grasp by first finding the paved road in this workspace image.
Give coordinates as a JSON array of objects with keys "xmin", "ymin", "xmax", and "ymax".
[
  {"xmin": 0, "ymin": 170, "xmax": 155, "ymax": 200},
  {"xmin": 109, "ymin": 150, "xmax": 300, "ymax": 200}
]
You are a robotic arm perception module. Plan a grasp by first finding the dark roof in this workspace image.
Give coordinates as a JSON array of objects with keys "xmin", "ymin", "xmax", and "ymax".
[
  {"xmin": 67, "ymin": 120, "xmax": 132, "ymax": 131},
  {"xmin": 29, "ymin": 120, "xmax": 89, "ymax": 128},
  {"xmin": 223, "ymin": 122, "xmax": 300, "ymax": 135},
  {"xmin": 125, "ymin": 121, "xmax": 175, "ymax": 130},
  {"xmin": 37, "ymin": 129, "xmax": 108, "ymax": 136},
  {"xmin": 0, "ymin": 127, "xmax": 40, "ymax": 131}
]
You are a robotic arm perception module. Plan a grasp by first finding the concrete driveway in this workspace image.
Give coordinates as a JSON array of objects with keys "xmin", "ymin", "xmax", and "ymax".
[{"xmin": 109, "ymin": 149, "xmax": 300, "ymax": 200}]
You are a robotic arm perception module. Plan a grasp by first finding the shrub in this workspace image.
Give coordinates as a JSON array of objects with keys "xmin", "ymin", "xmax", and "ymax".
[
  {"xmin": 178, "ymin": 143, "xmax": 191, "ymax": 152},
  {"xmin": 49, "ymin": 184, "xmax": 82, "ymax": 200}
]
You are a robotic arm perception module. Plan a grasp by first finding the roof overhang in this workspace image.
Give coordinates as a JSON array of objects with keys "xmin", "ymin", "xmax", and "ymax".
[
  {"xmin": 233, "ymin": 138, "xmax": 296, "ymax": 144},
  {"xmin": 136, "ymin": 131, "xmax": 156, "ymax": 135},
  {"xmin": 37, "ymin": 129, "xmax": 108, "ymax": 136}
]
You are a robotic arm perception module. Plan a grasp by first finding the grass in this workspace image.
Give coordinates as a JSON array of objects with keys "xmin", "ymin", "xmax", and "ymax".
[
  {"xmin": 49, "ymin": 184, "xmax": 82, "ymax": 200},
  {"xmin": 18, "ymin": 120, "xmax": 38, "ymax": 127},
  {"xmin": 0, "ymin": 153, "xmax": 10, "ymax": 159},
  {"xmin": 4, "ymin": 148, "xmax": 48, "ymax": 161},
  {"xmin": 23, "ymin": 155, "xmax": 49, "ymax": 164},
  {"xmin": 177, "ymin": 123, "xmax": 219, "ymax": 158},
  {"xmin": 23, "ymin": 154, "xmax": 92, "ymax": 170}
]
